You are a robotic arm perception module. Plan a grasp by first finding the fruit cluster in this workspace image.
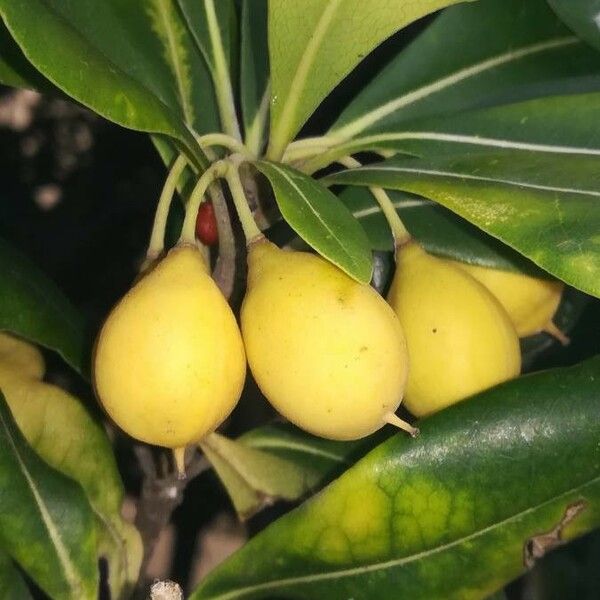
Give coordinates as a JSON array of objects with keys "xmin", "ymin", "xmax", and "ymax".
[{"xmin": 93, "ymin": 211, "xmax": 564, "ymax": 467}]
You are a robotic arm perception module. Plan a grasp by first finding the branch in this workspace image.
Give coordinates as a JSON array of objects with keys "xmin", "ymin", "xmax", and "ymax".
[{"xmin": 133, "ymin": 445, "xmax": 211, "ymax": 595}]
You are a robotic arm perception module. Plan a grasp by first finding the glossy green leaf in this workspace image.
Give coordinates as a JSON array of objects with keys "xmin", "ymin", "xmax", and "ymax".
[
  {"xmin": 330, "ymin": 0, "xmax": 600, "ymax": 143},
  {"xmin": 548, "ymin": 0, "xmax": 600, "ymax": 52},
  {"xmin": 0, "ymin": 549, "xmax": 32, "ymax": 600},
  {"xmin": 201, "ymin": 432, "xmax": 315, "ymax": 520},
  {"xmin": 192, "ymin": 357, "xmax": 600, "ymax": 600},
  {"xmin": 0, "ymin": 237, "xmax": 87, "ymax": 375},
  {"xmin": 339, "ymin": 186, "xmax": 546, "ymax": 275},
  {"xmin": 337, "ymin": 91, "xmax": 600, "ymax": 161},
  {"xmin": 255, "ymin": 161, "xmax": 372, "ymax": 283},
  {"xmin": 0, "ymin": 392, "xmax": 97, "ymax": 599},
  {"xmin": 0, "ymin": 0, "xmax": 216, "ymax": 157},
  {"xmin": 266, "ymin": 0, "xmax": 469, "ymax": 159},
  {"xmin": 0, "ymin": 372, "xmax": 141, "ymax": 598},
  {"xmin": 178, "ymin": 0, "xmax": 239, "ymax": 138},
  {"xmin": 327, "ymin": 152, "xmax": 600, "ymax": 298},
  {"xmin": 240, "ymin": 0, "xmax": 269, "ymax": 154}
]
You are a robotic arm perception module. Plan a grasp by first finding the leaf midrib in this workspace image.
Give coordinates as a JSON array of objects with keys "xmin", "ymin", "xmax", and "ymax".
[
  {"xmin": 340, "ymin": 165, "xmax": 600, "ymax": 198},
  {"xmin": 270, "ymin": 0, "xmax": 342, "ymax": 154},
  {"xmin": 201, "ymin": 475, "xmax": 600, "ymax": 599},
  {"xmin": 330, "ymin": 36, "xmax": 580, "ymax": 140},
  {"xmin": 263, "ymin": 162, "xmax": 364, "ymax": 276}
]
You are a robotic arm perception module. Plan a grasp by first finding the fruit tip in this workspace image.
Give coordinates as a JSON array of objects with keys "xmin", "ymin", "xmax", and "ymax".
[
  {"xmin": 544, "ymin": 321, "xmax": 570, "ymax": 346},
  {"xmin": 173, "ymin": 447, "xmax": 187, "ymax": 480},
  {"xmin": 384, "ymin": 412, "xmax": 419, "ymax": 438}
]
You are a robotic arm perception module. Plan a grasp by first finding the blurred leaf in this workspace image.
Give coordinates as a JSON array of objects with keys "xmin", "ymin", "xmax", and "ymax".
[
  {"xmin": 240, "ymin": 0, "xmax": 269, "ymax": 153},
  {"xmin": 0, "ymin": 392, "xmax": 97, "ymax": 599},
  {"xmin": 0, "ymin": 549, "xmax": 32, "ymax": 599},
  {"xmin": 327, "ymin": 152, "xmax": 600, "ymax": 298},
  {"xmin": 0, "ymin": 237, "xmax": 87, "ymax": 376},
  {"xmin": 240, "ymin": 422, "xmax": 391, "ymax": 491},
  {"xmin": 255, "ymin": 161, "xmax": 372, "ymax": 283},
  {"xmin": 330, "ymin": 0, "xmax": 600, "ymax": 142},
  {"xmin": 201, "ymin": 432, "xmax": 314, "ymax": 520},
  {"xmin": 192, "ymin": 357, "xmax": 600, "ymax": 599},
  {"xmin": 0, "ymin": 0, "xmax": 218, "ymax": 159},
  {"xmin": 548, "ymin": 0, "xmax": 600, "ymax": 52},
  {"xmin": 266, "ymin": 0, "xmax": 469, "ymax": 159}
]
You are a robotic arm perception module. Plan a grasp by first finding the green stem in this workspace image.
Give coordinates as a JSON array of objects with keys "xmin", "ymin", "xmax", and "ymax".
[
  {"xmin": 337, "ymin": 156, "xmax": 411, "ymax": 247},
  {"xmin": 147, "ymin": 154, "xmax": 188, "ymax": 260},
  {"xmin": 196, "ymin": 133, "xmax": 251, "ymax": 157},
  {"xmin": 179, "ymin": 161, "xmax": 228, "ymax": 245},
  {"xmin": 224, "ymin": 162, "xmax": 262, "ymax": 243}
]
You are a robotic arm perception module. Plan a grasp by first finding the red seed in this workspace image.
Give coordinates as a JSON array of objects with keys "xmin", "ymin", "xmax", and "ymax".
[{"xmin": 195, "ymin": 201, "xmax": 219, "ymax": 246}]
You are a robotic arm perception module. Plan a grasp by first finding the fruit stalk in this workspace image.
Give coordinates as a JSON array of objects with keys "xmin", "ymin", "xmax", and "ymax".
[
  {"xmin": 224, "ymin": 163, "xmax": 263, "ymax": 243},
  {"xmin": 180, "ymin": 161, "xmax": 229, "ymax": 245},
  {"xmin": 338, "ymin": 156, "xmax": 411, "ymax": 247},
  {"xmin": 146, "ymin": 154, "xmax": 188, "ymax": 261}
]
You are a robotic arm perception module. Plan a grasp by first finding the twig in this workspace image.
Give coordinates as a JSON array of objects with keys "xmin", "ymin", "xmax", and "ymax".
[{"xmin": 133, "ymin": 446, "xmax": 211, "ymax": 595}]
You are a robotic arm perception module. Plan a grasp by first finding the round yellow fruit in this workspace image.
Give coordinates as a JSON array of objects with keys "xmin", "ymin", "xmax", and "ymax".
[
  {"xmin": 444, "ymin": 259, "xmax": 565, "ymax": 340},
  {"xmin": 241, "ymin": 239, "xmax": 410, "ymax": 441},
  {"xmin": 387, "ymin": 242, "xmax": 521, "ymax": 417},
  {"xmin": 0, "ymin": 332, "xmax": 45, "ymax": 381},
  {"xmin": 94, "ymin": 245, "xmax": 246, "ymax": 450}
]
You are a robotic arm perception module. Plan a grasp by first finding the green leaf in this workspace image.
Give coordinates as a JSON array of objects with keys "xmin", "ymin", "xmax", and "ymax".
[
  {"xmin": 177, "ymin": 0, "xmax": 239, "ymax": 138},
  {"xmin": 326, "ymin": 152, "xmax": 600, "ymax": 298},
  {"xmin": 548, "ymin": 0, "xmax": 600, "ymax": 52},
  {"xmin": 339, "ymin": 186, "xmax": 546, "ymax": 275},
  {"xmin": 0, "ymin": 237, "xmax": 87, "ymax": 376},
  {"xmin": 0, "ymin": 372, "xmax": 141, "ymax": 598},
  {"xmin": 329, "ymin": 0, "xmax": 600, "ymax": 143},
  {"xmin": 0, "ymin": 392, "xmax": 98, "ymax": 600},
  {"xmin": 266, "ymin": 0, "xmax": 469, "ymax": 159},
  {"xmin": 0, "ymin": 0, "xmax": 216, "ymax": 157},
  {"xmin": 0, "ymin": 19, "xmax": 55, "ymax": 92},
  {"xmin": 0, "ymin": 549, "xmax": 33, "ymax": 600},
  {"xmin": 347, "ymin": 92, "xmax": 600, "ymax": 160},
  {"xmin": 201, "ymin": 432, "xmax": 315, "ymax": 520},
  {"xmin": 255, "ymin": 161, "xmax": 372, "ymax": 283},
  {"xmin": 191, "ymin": 357, "xmax": 600, "ymax": 600},
  {"xmin": 240, "ymin": 0, "xmax": 269, "ymax": 154}
]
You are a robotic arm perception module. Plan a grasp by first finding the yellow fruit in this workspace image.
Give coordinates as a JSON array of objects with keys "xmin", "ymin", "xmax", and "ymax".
[
  {"xmin": 444, "ymin": 259, "xmax": 566, "ymax": 342},
  {"xmin": 94, "ymin": 245, "xmax": 246, "ymax": 453},
  {"xmin": 0, "ymin": 332, "xmax": 45, "ymax": 381},
  {"xmin": 241, "ymin": 239, "xmax": 412, "ymax": 441},
  {"xmin": 387, "ymin": 242, "xmax": 521, "ymax": 417}
]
